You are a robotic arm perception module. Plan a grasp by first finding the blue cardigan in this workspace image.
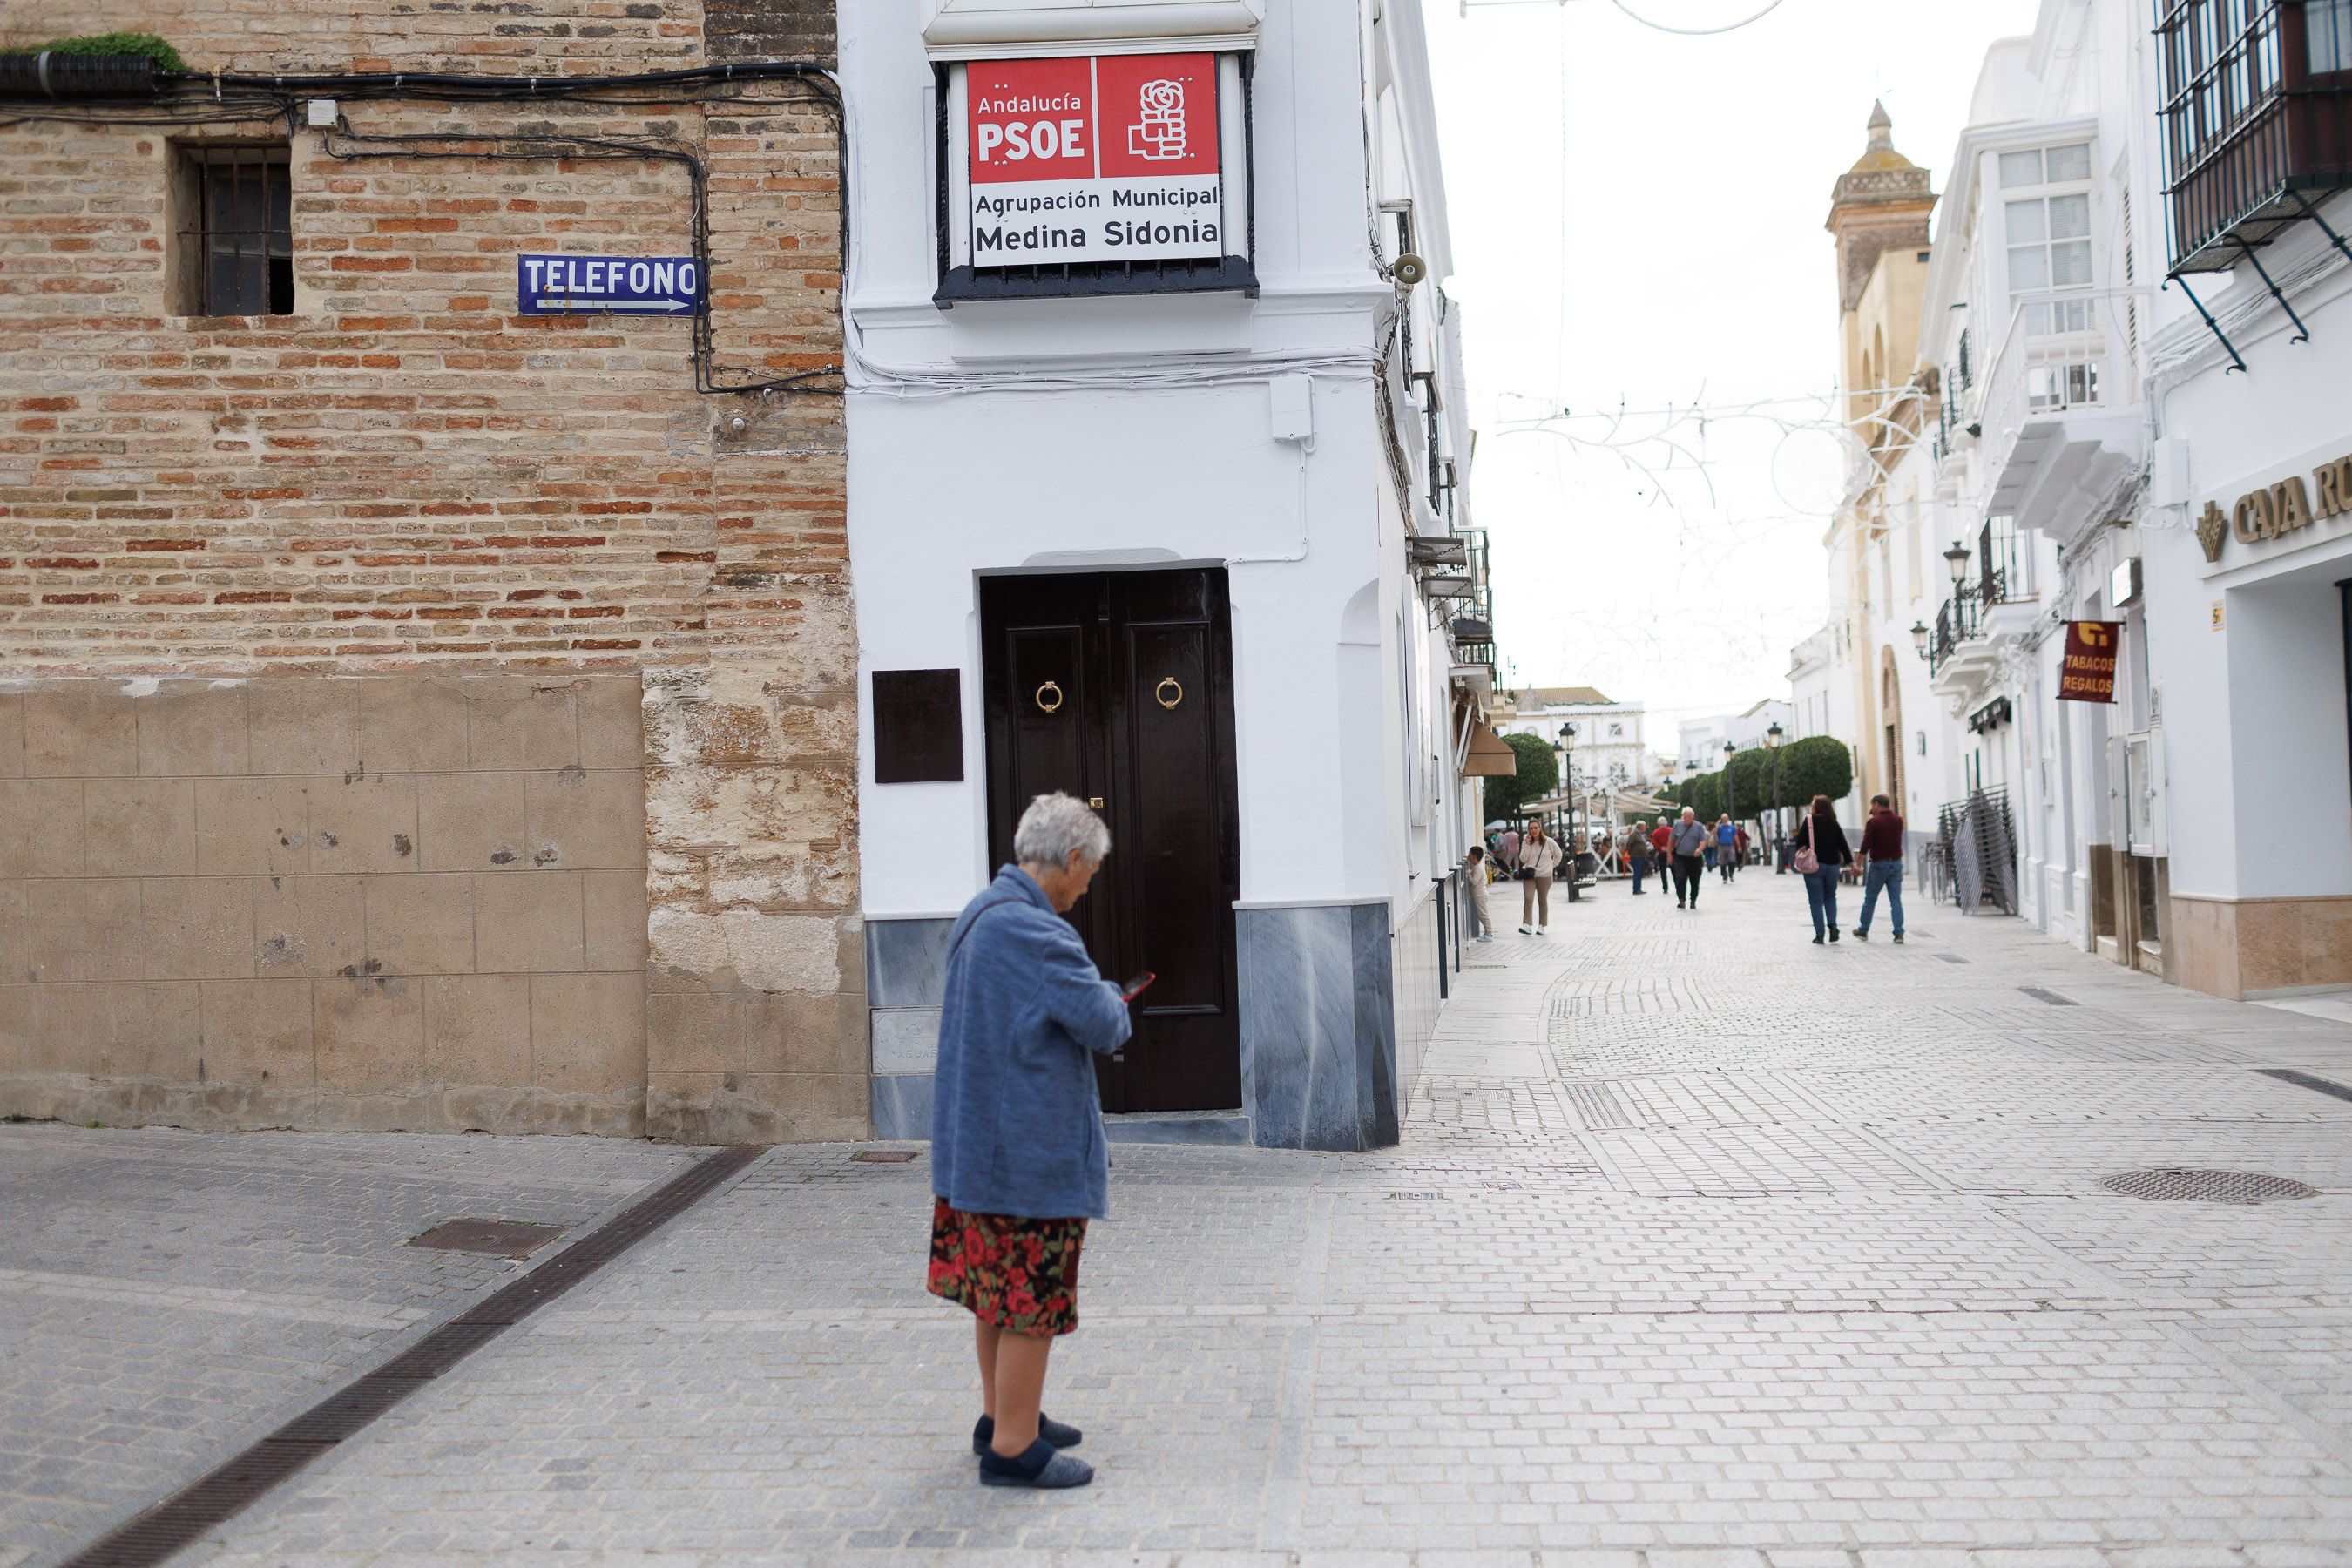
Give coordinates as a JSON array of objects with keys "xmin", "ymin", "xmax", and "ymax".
[{"xmin": 929, "ymin": 866, "xmax": 1132, "ymax": 1220}]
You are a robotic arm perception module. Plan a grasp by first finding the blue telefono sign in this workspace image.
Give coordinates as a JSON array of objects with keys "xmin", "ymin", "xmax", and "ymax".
[{"xmin": 517, "ymin": 254, "xmax": 703, "ymax": 315}]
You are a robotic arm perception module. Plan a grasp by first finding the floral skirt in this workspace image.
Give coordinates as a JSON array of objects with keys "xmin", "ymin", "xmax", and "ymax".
[{"xmin": 926, "ymin": 1198, "xmax": 1088, "ymax": 1337}]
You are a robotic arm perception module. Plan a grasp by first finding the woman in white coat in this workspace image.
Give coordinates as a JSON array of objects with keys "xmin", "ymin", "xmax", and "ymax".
[{"xmin": 1516, "ymin": 819, "xmax": 1565, "ymax": 935}]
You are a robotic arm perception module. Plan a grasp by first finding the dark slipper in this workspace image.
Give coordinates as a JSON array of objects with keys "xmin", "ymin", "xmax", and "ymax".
[
  {"xmin": 979, "ymin": 1437, "xmax": 1094, "ymax": 1489},
  {"xmin": 972, "ymin": 1413, "xmax": 1081, "ymax": 1455}
]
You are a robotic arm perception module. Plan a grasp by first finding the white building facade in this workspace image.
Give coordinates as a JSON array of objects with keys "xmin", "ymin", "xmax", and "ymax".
[
  {"xmin": 1494, "ymin": 686, "xmax": 1653, "ymax": 792},
  {"xmin": 1677, "ymin": 700, "xmax": 1796, "ymax": 774},
  {"xmin": 1817, "ymin": 0, "xmax": 2352, "ymax": 1000},
  {"xmin": 841, "ymin": 0, "xmax": 1490, "ymax": 1148}
]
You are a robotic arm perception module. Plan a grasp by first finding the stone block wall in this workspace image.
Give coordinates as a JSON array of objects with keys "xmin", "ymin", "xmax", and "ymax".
[
  {"xmin": 0, "ymin": 675, "xmax": 652, "ymax": 1132},
  {"xmin": 0, "ymin": 0, "xmax": 859, "ymax": 1141}
]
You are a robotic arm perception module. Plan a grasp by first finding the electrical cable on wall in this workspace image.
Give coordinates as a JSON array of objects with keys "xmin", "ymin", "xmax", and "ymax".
[{"xmin": 1, "ymin": 63, "xmax": 849, "ymax": 399}]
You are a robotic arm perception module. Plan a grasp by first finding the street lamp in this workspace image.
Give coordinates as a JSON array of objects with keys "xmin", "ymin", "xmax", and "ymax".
[
  {"xmin": 1556, "ymin": 722, "xmax": 1580, "ymax": 903},
  {"xmin": 1910, "ymin": 619, "xmax": 1930, "ymax": 658},
  {"xmin": 1723, "ymin": 738, "xmax": 1738, "ymax": 864},
  {"xmin": 1764, "ymin": 720, "xmax": 1788, "ymax": 874},
  {"xmin": 1943, "ymin": 539, "xmax": 1972, "ymax": 585}
]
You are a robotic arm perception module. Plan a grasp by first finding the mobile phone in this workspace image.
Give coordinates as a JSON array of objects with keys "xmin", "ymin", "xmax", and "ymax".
[{"xmin": 1121, "ymin": 971, "xmax": 1157, "ymax": 1001}]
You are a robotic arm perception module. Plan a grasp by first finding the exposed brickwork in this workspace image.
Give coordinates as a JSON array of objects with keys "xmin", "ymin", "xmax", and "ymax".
[
  {"xmin": 0, "ymin": 0, "xmax": 860, "ymax": 1142},
  {"xmin": 706, "ymin": 0, "xmax": 835, "ymax": 64}
]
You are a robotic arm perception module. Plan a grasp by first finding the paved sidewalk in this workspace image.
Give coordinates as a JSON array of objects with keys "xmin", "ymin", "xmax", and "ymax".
[{"xmin": 10, "ymin": 873, "xmax": 2352, "ymax": 1565}]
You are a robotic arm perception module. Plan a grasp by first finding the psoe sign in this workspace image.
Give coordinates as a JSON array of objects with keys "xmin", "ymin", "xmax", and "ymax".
[
  {"xmin": 2194, "ymin": 447, "xmax": 2352, "ymax": 562},
  {"xmin": 958, "ymin": 53, "xmax": 1227, "ymax": 267}
]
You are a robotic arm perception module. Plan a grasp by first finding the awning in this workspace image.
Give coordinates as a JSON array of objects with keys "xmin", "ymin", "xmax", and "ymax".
[
  {"xmin": 924, "ymin": 0, "xmax": 1263, "ymax": 57},
  {"xmin": 1464, "ymin": 722, "xmax": 1517, "ymax": 778}
]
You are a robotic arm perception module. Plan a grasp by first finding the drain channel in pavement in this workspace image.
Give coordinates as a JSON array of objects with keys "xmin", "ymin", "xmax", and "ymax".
[
  {"xmin": 61, "ymin": 1145, "xmax": 765, "ymax": 1568},
  {"xmin": 2017, "ymin": 986, "xmax": 2077, "ymax": 1005},
  {"xmin": 2255, "ymin": 1067, "xmax": 2352, "ymax": 1105}
]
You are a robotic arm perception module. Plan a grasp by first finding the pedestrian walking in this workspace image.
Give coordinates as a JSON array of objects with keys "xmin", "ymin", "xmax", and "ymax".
[
  {"xmin": 1516, "ymin": 818, "xmax": 1565, "ymax": 935},
  {"xmin": 1624, "ymin": 824, "xmax": 1651, "ymax": 895},
  {"xmin": 928, "ymin": 792, "xmax": 1132, "ymax": 1490},
  {"xmin": 1851, "ymin": 792, "xmax": 1907, "ymax": 943},
  {"xmin": 1463, "ymin": 844, "xmax": 1497, "ymax": 943},
  {"xmin": 1499, "ymin": 824, "xmax": 1521, "ymax": 875},
  {"xmin": 1670, "ymin": 807, "xmax": 1710, "ymax": 909},
  {"xmin": 1792, "ymin": 792, "xmax": 1854, "ymax": 943},
  {"xmin": 1714, "ymin": 814, "xmax": 1738, "ymax": 883},
  {"xmin": 1734, "ymin": 821, "xmax": 1752, "ymax": 873},
  {"xmin": 1650, "ymin": 815, "xmax": 1673, "ymax": 876}
]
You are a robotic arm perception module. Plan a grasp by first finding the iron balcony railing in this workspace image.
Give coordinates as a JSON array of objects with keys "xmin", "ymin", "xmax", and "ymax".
[
  {"xmin": 1928, "ymin": 583, "xmax": 1985, "ymax": 678},
  {"xmin": 2156, "ymin": 0, "xmax": 2352, "ymax": 274},
  {"xmin": 1927, "ymin": 519, "xmax": 2037, "ymax": 678}
]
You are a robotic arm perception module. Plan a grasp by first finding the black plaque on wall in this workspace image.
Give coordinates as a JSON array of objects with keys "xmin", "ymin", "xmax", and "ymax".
[{"xmin": 871, "ymin": 669, "xmax": 965, "ymax": 784}]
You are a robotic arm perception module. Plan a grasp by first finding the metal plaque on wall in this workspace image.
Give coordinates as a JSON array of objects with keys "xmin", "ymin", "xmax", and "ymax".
[{"xmin": 872, "ymin": 669, "xmax": 965, "ymax": 783}]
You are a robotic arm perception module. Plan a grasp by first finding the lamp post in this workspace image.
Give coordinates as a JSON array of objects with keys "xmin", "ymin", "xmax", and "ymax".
[
  {"xmin": 1943, "ymin": 539, "xmax": 1973, "ymax": 586},
  {"xmin": 1722, "ymin": 738, "xmax": 1738, "ymax": 870},
  {"xmin": 1557, "ymin": 722, "xmax": 1579, "ymax": 902},
  {"xmin": 1910, "ymin": 619, "xmax": 1930, "ymax": 659},
  {"xmin": 1764, "ymin": 720, "xmax": 1787, "ymax": 874}
]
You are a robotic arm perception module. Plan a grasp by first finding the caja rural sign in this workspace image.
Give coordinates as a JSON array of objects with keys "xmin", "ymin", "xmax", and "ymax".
[{"xmin": 965, "ymin": 53, "xmax": 1224, "ymax": 267}]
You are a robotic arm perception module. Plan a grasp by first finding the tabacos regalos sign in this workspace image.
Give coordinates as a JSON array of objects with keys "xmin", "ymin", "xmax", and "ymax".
[{"xmin": 965, "ymin": 53, "xmax": 1224, "ymax": 266}]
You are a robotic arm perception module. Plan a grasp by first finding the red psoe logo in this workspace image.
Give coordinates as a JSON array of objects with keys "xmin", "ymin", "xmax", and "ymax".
[{"xmin": 1095, "ymin": 53, "xmax": 1220, "ymax": 179}]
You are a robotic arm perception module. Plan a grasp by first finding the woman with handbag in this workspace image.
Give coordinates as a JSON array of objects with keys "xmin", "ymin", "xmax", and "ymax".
[
  {"xmin": 1793, "ymin": 794, "xmax": 1854, "ymax": 943},
  {"xmin": 1516, "ymin": 819, "xmax": 1565, "ymax": 935}
]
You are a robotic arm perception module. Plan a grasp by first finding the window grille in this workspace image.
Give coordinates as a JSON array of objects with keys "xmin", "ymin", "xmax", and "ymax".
[
  {"xmin": 2153, "ymin": 0, "xmax": 2352, "ymax": 271},
  {"xmin": 176, "ymin": 145, "xmax": 293, "ymax": 315},
  {"xmin": 2315, "ymin": 0, "xmax": 2352, "ymax": 73}
]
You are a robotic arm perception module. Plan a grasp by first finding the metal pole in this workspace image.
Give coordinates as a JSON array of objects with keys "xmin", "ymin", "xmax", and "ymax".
[{"xmin": 1436, "ymin": 874, "xmax": 1450, "ymax": 1000}]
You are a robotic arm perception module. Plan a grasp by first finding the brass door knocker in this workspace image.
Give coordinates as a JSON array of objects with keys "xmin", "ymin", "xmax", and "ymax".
[
  {"xmin": 1034, "ymin": 681, "xmax": 1064, "ymax": 714},
  {"xmin": 1155, "ymin": 677, "xmax": 1184, "ymax": 711}
]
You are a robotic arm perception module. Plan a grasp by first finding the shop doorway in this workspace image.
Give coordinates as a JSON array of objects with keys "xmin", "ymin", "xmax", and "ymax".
[{"xmin": 979, "ymin": 568, "xmax": 1242, "ymax": 1114}]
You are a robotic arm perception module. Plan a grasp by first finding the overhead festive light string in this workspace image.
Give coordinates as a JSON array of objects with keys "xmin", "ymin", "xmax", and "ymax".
[{"xmin": 1460, "ymin": 0, "xmax": 1791, "ymax": 33}]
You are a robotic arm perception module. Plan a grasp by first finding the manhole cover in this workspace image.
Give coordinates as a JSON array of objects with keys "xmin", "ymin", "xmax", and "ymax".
[
  {"xmin": 851, "ymin": 1149, "xmax": 918, "ymax": 1164},
  {"xmin": 2099, "ymin": 1168, "xmax": 2317, "ymax": 1205},
  {"xmin": 409, "ymin": 1219, "xmax": 569, "ymax": 1259}
]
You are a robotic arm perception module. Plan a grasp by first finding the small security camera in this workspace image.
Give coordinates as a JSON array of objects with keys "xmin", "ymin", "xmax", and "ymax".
[{"xmin": 1390, "ymin": 253, "xmax": 1429, "ymax": 289}]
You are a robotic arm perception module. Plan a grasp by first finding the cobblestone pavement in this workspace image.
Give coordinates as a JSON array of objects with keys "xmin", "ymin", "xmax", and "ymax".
[
  {"xmin": 17, "ymin": 875, "xmax": 2352, "ymax": 1567},
  {"xmin": 0, "ymin": 1127, "xmax": 703, "ymax": 1568}
]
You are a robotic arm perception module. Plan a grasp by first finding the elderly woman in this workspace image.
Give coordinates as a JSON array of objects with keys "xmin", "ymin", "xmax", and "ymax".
[{"xmin": 928, "ymin": 792, "xmax": 1132, "ymax": 1490}]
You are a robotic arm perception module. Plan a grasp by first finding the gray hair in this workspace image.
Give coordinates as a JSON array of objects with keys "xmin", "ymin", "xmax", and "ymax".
[{"xmin": 1014, "ymin": 792, "xmax": 1111, "ymax": 868}]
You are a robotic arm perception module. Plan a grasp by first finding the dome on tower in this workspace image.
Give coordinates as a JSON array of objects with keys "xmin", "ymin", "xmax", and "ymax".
[{"xmin": 1848, "ymin": 101, "xmax": 1921, "ymax": 174}]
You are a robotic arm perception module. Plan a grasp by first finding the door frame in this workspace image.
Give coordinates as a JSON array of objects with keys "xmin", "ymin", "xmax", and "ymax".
[{"xmin": 976, "ymin": 564, "xmax": 1243, "ymax": 1113}]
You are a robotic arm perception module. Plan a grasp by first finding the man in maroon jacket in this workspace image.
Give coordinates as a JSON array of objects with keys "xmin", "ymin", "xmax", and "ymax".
[{"xmin": 1851, "ymin": 793, "xmax": 1907, "ymax": 943}]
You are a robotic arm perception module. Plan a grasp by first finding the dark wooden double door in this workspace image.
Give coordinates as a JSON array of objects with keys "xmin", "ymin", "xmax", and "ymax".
[{"xmin": 981, "ymin": 569, "xmax": 1241, "ymax": 1113}]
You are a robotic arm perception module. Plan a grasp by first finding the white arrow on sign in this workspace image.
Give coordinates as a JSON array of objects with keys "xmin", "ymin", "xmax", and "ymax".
[{"xmin": 537, "ymin": 299, "xmax": 697, "ymax": 313}]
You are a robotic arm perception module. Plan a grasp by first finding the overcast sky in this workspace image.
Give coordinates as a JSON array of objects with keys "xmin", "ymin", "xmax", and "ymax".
[{"xmin": 1423, "ymin": 0, "xmax": 2044, "ymax": 743}]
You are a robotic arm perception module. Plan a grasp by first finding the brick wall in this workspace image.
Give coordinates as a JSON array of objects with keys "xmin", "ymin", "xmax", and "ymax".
[
  {"xmin": 0, "ymin": 0, "xmax": 859, "ymax": 1140},
  {"xmin": 706, "ymin": 0, "xmax": 835, "ymax": 64}
]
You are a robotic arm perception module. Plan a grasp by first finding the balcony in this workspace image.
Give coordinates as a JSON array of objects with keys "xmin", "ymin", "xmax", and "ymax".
[
  {"xmin": 2157, "ymin": 0, "xmax": 2352, "ymax": 274},
  {"xmin": 1972, "ymin": 290, "xmax": 2146, "ymax": 544},
  {"xmin": 1928, "ymin": 519, "xmax": 2039, "ymax": 698}
]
